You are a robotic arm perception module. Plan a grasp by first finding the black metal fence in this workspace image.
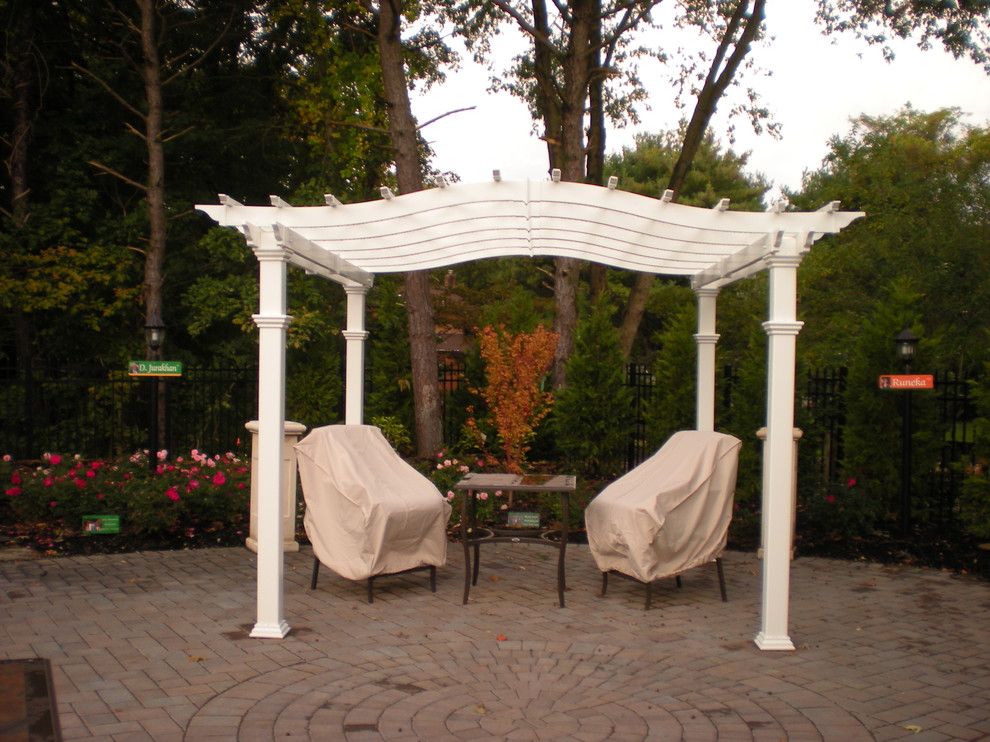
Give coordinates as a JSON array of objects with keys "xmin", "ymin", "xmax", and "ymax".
[
  {"xmin": 0, "ymin": 362, "xmax": 257, "ymax": 460},
  {"xmin": 2, "ymin": 361, "xmax": 982, "ymax": 526}
]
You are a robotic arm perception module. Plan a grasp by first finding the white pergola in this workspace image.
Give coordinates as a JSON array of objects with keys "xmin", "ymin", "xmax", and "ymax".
[{"xmin": 197, "ymin": 175, "xmax": 862, "ymax": 650}]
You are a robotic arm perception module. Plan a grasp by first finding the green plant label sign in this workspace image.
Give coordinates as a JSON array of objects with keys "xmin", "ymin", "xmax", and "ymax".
[
  {"xmin": 127, "ymin": 360, "xmax": 183, "ymax": 377},
  {"xmin": 82, "ymin": 515, "xmax": 121, "ymax": 534},
  {"xmin": 506, "ymin": 511, "xmax": 541, "ymax": 528}
]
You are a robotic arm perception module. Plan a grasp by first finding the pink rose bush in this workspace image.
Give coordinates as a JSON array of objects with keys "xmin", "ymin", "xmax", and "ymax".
[{"xmin": 1, "ymin": 449, "xmax": 250, "ymax": 554}]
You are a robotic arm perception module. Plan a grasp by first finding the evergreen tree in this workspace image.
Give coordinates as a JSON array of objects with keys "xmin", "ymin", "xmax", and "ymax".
[{"xmin": 553, "ymin": 301, "xmax": 633, "ymax": 478}]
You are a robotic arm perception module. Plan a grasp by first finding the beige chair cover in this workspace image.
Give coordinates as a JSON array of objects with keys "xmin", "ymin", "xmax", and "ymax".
[
  {"xmin": 295, "ymin": 424, "xmax": 450, "ymax": 581},
  {"xmin": 585, "ymin": 431, "xmax": 742, "ymax": 583}
]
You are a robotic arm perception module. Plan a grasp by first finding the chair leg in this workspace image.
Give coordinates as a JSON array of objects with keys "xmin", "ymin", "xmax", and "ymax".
[
  {"xmin": 310, "ymin": 556, "xmax": 320, "ymax": 590},
  {"xmin": 716, "ymin": 557, "xmax": 727, "ymax": 602},
  {"xmin": 601, "ymin": 571, "xmax": 608, "ymax": 596},
  {"xmin": 429, "ymin": 565, "xmax": 437, "ymax": 593},
  {"xmin": 675, "ymin": 575, "xmax": 682, "ymax": 589},
  {"xmin": 367, "ymin": 576, "xmax": 375, "ymax": 604}
]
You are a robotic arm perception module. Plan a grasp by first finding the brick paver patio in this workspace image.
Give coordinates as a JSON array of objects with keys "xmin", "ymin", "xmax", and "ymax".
[{"xmin": 2, "ymin": 543, "xmax": 988, "ymax": 741}]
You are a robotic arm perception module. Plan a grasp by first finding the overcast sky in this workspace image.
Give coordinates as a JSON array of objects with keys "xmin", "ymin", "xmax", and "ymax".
[{"xmin": 410, "ymin": 0, "xmax": 990, "ymax": 200}]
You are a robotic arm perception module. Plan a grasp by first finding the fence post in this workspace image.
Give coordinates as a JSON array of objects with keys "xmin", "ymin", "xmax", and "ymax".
[{"xmin": 244, "ymin": 420, "xmax": 307, "ymax": 553}]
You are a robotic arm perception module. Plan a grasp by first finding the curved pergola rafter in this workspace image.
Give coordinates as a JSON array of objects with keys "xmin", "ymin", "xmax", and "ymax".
[{"xmin": 198, "ymin": 176, "xmax": 863, "ymax": 651}]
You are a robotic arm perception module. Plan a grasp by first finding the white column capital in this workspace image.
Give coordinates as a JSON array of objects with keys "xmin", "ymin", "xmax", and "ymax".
[
  {"xmin": 693, "ymin": 333, "xmax": 721, "ymax": 345},
  {"xmin": 762, "ymin": 320, "xmax": 804, "ymax": 336},
  {"xmin": 252, "ymin": 314, "xmax": 293, "ymax": 331},
  {"xmin": 764, "ymin": 252, "xmax": 803, "ymax": 269},
  {"xmin": 694, "ymin": 285, "xmax": 721, "ymax": 299},
  {"xmin": 342, "ymin": 330, "xmax": 369, "ymax": 341},
  {"xmin": 251, "ymin": 246, "xmax": 290, "ymax": 263},
  {"xmin": 343, "ymin": 284, "xmax": 370, "ymax": 296}
]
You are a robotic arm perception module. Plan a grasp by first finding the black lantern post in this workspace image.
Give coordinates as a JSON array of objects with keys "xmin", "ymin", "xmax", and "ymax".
[
  {"xmin": 895, "ymin": 328, "xmax": 918, "ymax": 535},
  {"xmin": 145, "ymin": 315, "xmax": 165, "ymax": 472}
]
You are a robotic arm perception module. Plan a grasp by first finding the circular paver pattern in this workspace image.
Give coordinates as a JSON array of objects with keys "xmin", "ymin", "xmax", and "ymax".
[{"xmin": 185, "ymin": 639, "xmax": 872, "ymax": 741}]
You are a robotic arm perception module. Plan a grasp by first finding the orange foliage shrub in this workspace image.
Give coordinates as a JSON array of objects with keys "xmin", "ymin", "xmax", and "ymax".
[{"xmin": 468, "ymin": 324, "xmax": 558, "ymax": 473}]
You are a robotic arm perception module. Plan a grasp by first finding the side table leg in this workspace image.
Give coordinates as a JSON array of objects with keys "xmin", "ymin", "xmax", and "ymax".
[
  {"xmin": 557, "ymin": 489, "xmax": 569, "ymax": 608},
  {"xmin": 472, "ymin": 541, "xmax": 481, "ymax": 585},
  {"xmin": 462, "ymin": 489, "xmax": 471, "ymax": 604}
]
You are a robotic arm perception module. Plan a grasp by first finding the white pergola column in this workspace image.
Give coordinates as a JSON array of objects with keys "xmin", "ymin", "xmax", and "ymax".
[
  {"xmin": 754, "ymin": 249, "xmax": 804, "ymax": 651},
  {"xmin": 343, "ymin": 285, "xmax": 369, "ymax": 425},
  {"xmin": 249, "ymin": 238, "xmax": 292, "ymax": 639},
  {"xmin": 694, "ymin": 287, "xmax": 720, "ymax": 432}
]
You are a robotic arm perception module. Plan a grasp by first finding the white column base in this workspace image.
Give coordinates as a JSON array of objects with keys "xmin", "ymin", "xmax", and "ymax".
[
  {"xmin": 250, "ymin": 620, "xmax": 291, "ymax": 639},
  {"xmin": 754, "ymin": 632, "xmax": 796, "ymax": 651}
]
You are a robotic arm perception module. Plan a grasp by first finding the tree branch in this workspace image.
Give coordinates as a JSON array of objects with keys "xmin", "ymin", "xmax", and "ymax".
[
  {"xmin": 88, "ymin": 160, "xmax": 148, "ymax": 192},
  {"xmin": 160, "ymin": 125, "xmax": 195, "ymax": 143},
  {"xmin": 488, "ymin": 0, "xmax": 554, "ymax": 47},
  {"xmin": 325, "ymin": 118, "xmax": 391, "ymax": 135},
  {"xmin": 162, "ymin": 10, "xmax": 234, "ymax": 87},
  {"xmin": 70, "ymin": 61, "xmax": 146, "ymax": 121},
  {"xmin": 417, "ymin": 106, "xmax": 477, "ymax": 129}
]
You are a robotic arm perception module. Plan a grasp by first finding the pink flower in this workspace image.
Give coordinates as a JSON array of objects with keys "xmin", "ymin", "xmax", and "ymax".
[
  {"xmin": 445, "ymin": 491, "xmax": 455, "ymax": 500},
  {"xmin": 500, "ymin": 504, "xmax": 508, "ymax": 511},
  {"xmin": 6, "ymin": 486, "xmax": 21, "ymax": 497},
  {"xmin": 10, "ymin": 472, "xmax": 21, "ymax": 485},
  {"xmin": 212, "ymin": 472, "xmax": 226, "ymax": 486},
  {"xmin": 97, "ymin": 493, "xmax": 104, "ymax": 500},
  {"xmin": 847, "ymin": 478, "xmax": 857, "ymax": 488},
  {"xmin": 459, "ymin": 465, "xmax": 470, "ymax": 473},
  {"xmin": 86, "ymin": 470, "xmax": 96, "ymax": 479},
  {"xmin": 2, "ymin": 454, "xmax": 10, "ymax": 462},
  {"xmin": 237, "ymin": 483, "xmax": 245, "ymax": 489},
  {"xmin": 74, "ymin": 479, "xmax": 86, "ymax": 488},
  {"xmin": 494, "ymin": 490, "xmax": 503, "ymax": 497},
  {"xmin": 43, "ymin": 478, "xmax": 53, "ymax": 487},
  {"xmin": 165, "ymin": 486, "xmax": 180, "ymax": 502},
  {"xmin": 49, "ymin": 454, "xmax": 62, "ymax": 466},
  {"xmin": 826, "ymin": 494, "xmax": 837, "ymax": 503},
  {"xmin": 49, "ymin": 501, "xmax": 56, "ymax": 508},
  {"xmin": 477, "ymin": 491, "xmax": 488, "ymax": 501}
]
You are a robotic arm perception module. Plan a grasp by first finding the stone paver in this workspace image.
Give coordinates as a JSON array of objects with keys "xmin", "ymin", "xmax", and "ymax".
[{"xmin": 1, "ymin": 543, "xmax": 989, "ymax": 740}]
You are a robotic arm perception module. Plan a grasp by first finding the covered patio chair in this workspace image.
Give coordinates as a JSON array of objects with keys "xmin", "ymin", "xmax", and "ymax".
[
  {"xmin": 585, "ymin": 430, "xmax": 742, "ymax": 609},
  {"xmin": 295, "ymin": 424, "xmax": 451, "ymax": 602}
]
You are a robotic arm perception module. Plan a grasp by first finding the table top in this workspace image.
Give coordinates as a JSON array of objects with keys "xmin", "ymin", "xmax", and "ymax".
[{"xmin": 454, "ymin": 472, "xmax": 577, "ymax": 492}]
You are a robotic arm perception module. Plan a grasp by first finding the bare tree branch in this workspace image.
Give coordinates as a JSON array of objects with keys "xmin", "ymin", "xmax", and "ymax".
[
  {"xmin": 162, "ymin": 10, "xmax": 233, "ymax": 86},
  {"xmin": 417, "ymin": 106, "xmax": 477, "ymax": 129},
  {"xmin": 160, "ymin": 125, "xmax": 195, "ymax": 143},
  {"xmin": 70, "ymin": 61, "xmax": 146, "ymax": 121},
  {"xmin": 88, "ymin": 160, "xmax": 148, "ymax": 191}
]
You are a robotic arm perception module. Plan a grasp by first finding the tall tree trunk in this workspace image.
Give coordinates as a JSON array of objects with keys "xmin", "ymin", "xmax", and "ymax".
[
  {"xmin": 549, "ymin": 0, "xmax": 594, "ymax": 388},
  {"xmin": 138, "ymin": 0, "xmax": 167, "ymax": 362},
  {"xmin": 377, "ymin": 0, "xmax": 442, "ymax": 456},
  {"xmin": 587, "ymin": 1, "xmax": 607, "ymax": 303},
  {"xmin": 617, "ymin": 0, "xmax": 765, "ymax": 358},
  {"xmin": 7, "ymin": 0, "xmax": 36, "ymax": 368}
]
